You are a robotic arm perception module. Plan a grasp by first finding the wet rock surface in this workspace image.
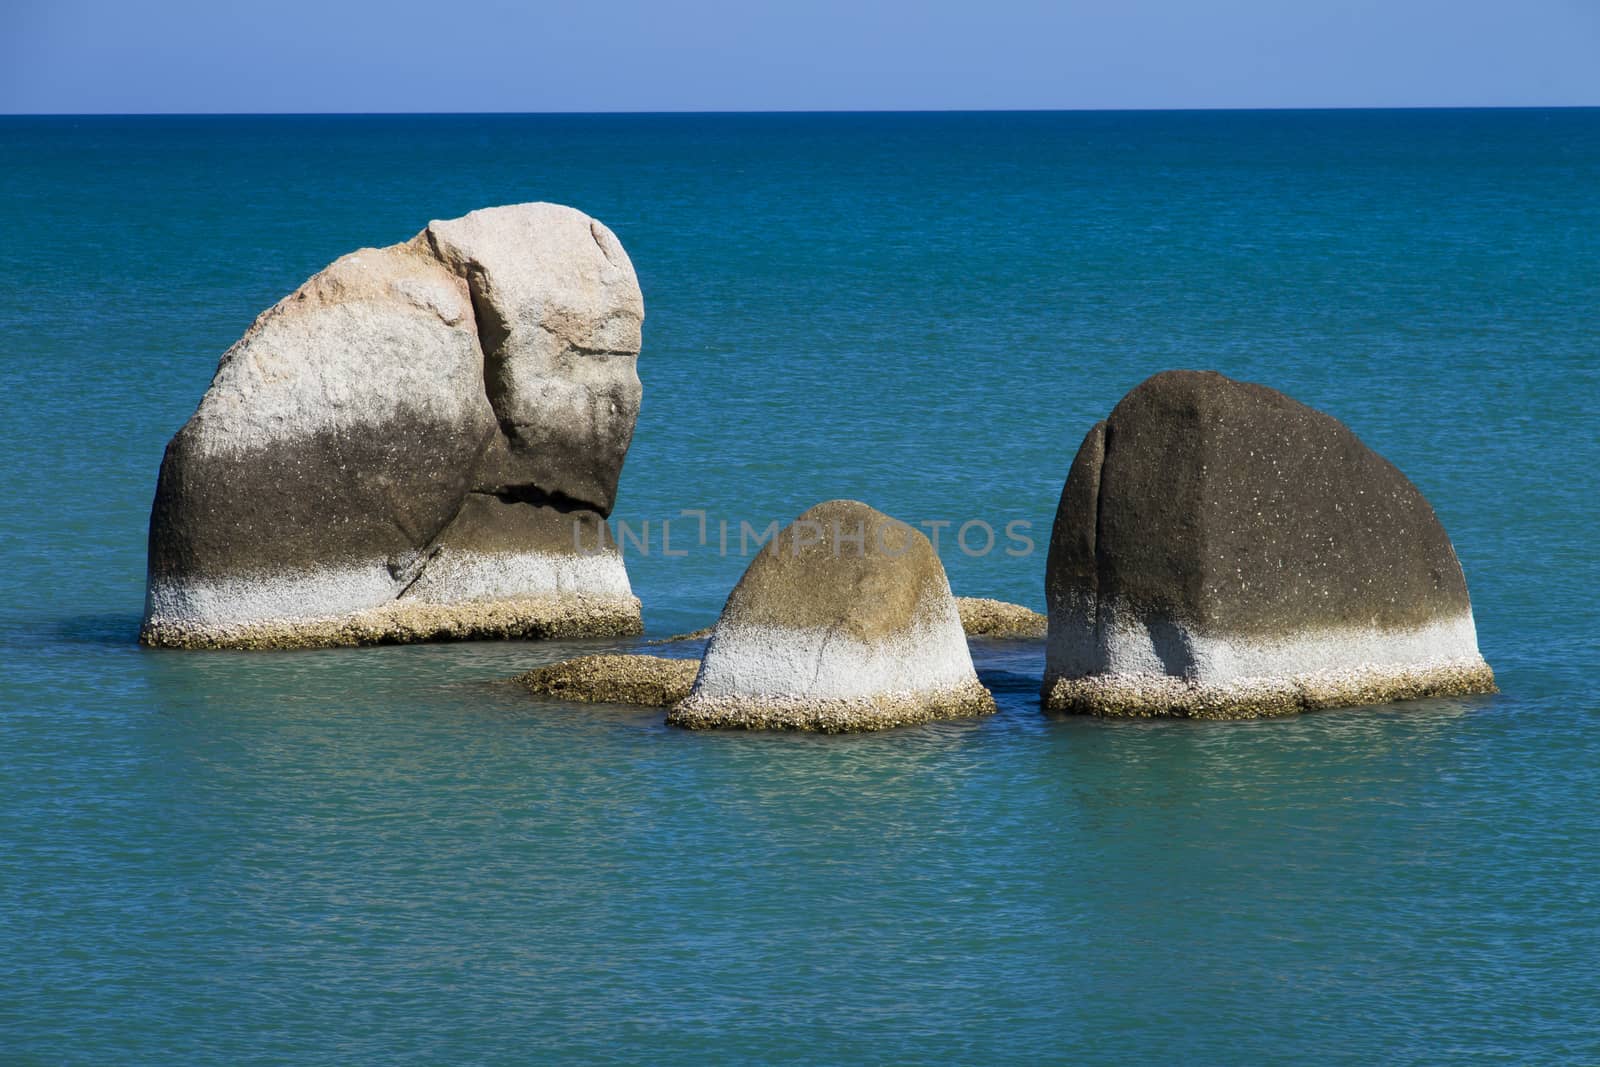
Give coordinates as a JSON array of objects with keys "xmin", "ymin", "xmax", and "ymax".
[
  {"xmin": 954, "ymin": 597, "xmax": 1048, "ymax": 638},
  {"xmin": 516, "ymin": 655, "xmax": 700, "ymax": 707}
]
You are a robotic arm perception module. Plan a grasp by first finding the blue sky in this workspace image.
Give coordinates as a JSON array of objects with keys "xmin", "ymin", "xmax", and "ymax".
[{"xmin": 4, "ymin": 0, "xmax": 1598, "ymax": 113}]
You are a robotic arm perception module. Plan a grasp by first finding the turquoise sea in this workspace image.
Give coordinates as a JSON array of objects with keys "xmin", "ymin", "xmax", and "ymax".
[{"xmin": 2, "ymin": 110, "xmax": 1598, "ymax": 1063}]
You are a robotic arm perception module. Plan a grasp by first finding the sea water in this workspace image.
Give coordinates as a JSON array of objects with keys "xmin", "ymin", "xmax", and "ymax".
[{"xmin": 1, "ymin": 110, "xmax": 1597, "ymax": 1063}]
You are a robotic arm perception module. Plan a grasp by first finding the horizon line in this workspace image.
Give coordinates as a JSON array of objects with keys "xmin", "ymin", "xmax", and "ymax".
[{"xmin": 4, "ymin": 103, "xmax": 1599, "ymax": 119}]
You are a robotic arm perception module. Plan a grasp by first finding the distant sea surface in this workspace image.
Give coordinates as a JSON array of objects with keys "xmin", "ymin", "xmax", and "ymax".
[{"xmin": 2, "ymin": 110, "xmax": 1597, "ymax": 1064}]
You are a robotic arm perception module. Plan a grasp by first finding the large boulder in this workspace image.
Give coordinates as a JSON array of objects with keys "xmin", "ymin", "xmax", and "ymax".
[
  {"xmin": 1043, "ymin": 370, "xmax": 1495, "ymax": 718},
  {"xmin": 141, "ymin": 203, "xmax": 645, "ymax": 649},
  {"xmin": 668, "ymin": 500, "xmax": 995, "ymax": 732}
]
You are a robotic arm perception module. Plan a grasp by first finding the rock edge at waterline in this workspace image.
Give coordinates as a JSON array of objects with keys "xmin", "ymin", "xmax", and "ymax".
[
  {"xmin": 955, "ymin": 597, "xmax": 1048, "ymax": 638},
  {"xmin": 516, "ymin": 654, "xmax": 700, "ymax": 706},
  {"xmin": 649, "ymin": 596, "xmax": 1046, "ymax": 645},
  {"xmin": 668, "ymin": 500, "xmax": 996, "ymax": 733}
]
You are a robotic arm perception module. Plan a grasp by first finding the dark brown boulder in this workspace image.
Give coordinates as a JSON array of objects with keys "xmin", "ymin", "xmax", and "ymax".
[
  {"xmin": 141, "ymin": 203, "xmax": 644, "ymax": 649},
  {"xmin": 1043, "ymin": 370, "xmax": 1495, "ymax": 718}
]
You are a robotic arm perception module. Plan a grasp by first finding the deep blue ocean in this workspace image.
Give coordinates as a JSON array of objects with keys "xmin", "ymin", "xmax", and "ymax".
[{"xmin": 2, "ymin": 110, "xmax": 1598, "ymax": 1063}]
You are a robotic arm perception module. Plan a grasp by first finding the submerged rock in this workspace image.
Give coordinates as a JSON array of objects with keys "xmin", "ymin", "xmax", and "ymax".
[
  {"xmin": 645, "ymin": 626, "xmax": 715, "ymax": 645},
  {"xmin": 516, "ymin": 654, "xmax": 699, "ymax": 706},
  {"xmin": 1042, "ymin": 370, "xmax": 1495, "ymax": 719},
  {"xmin": 651, "ymin": 601, "xmax": 1046, "ymax": 645},
  {"xmin": 141, "ymin": 203, "xmax": 645, "ymax": 649},
  {"xmin": 668, "ymin": 500, "xmax": 995, "ymax": 732},
  {"xmin": 954, "ymin": 597, "xmax": 1048, "ymax": 638}
]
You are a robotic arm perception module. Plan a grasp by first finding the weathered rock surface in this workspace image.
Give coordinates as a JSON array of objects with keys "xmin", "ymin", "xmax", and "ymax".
[
  {"xmin": 1043, "ymin": 370, "xmax": 1496, "ymax": 718},
  {"xmin": 954, "ymin": 597, "xmax": 1048, "ymax": 638},
  {"xmin": 516, "ymin": 654, "xmax": 699, "ymax": 706},
  {"xmin": 668, "ymin": 500, "xmax": 995, "ymax": 732},
  {"xmin": 646, "ymin": 626, "xmax": 715, "ymax": 645},
  {"xmin": 142, "ymin": 203, "xmax": 644, "ymax": 649}
]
